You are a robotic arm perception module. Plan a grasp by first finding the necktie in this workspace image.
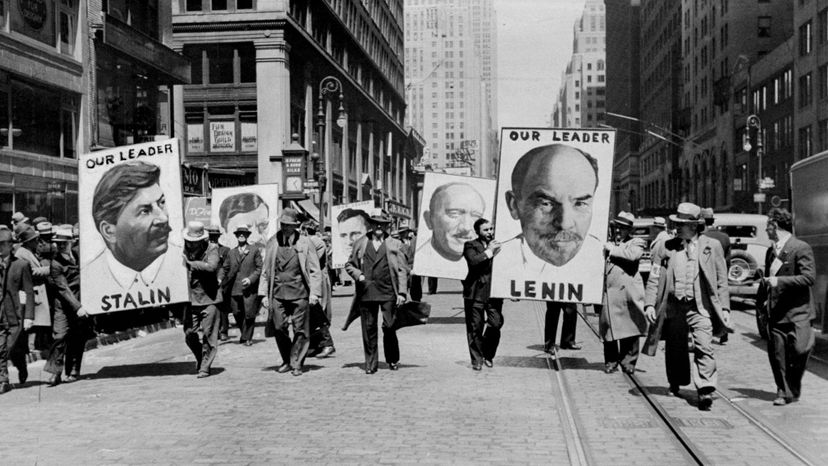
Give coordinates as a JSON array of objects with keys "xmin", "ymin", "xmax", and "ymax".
[{"xmin": 686, "ymin": 241, "xmax": 696, "ymax": 259}]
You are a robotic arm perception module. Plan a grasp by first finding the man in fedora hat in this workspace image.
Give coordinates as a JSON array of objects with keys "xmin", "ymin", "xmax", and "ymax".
[
  {"xmin": 14, "ymin": 224, "xmax": 50, "ymax": 356},
  {"xmin": 183, "ymin": 221, "xmax": 222, "ymax": 378},
  {"xmin": 207, "ymin": 225, "xmax": 231, "ymax": 341},
  {"xmin": 344, "ymin": 210, "xmax": 409, "ymax": 374},
  {"xmin": 258, "ymin": 208, "xmax": 322, "ymax": 376},
  {"xmin": 0, "ymin": 228, "xmax": 34, "ymax": 394},
  {"xmin": 219, "ymin": 224, "xmax": 262, "ymax": 346},
  {"xmin": 643, "ymin": 203, "xmax": 732, "ymax": 410},
  {"xmin": 44, "ymin": 225, "xmax": 87, "ymax": 385},
  {"xmin": 601, "ymin": 211, "xmax": 648, "ymax": 374}
]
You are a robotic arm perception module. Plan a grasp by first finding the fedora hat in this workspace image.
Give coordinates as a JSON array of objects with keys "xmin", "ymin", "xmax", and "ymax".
[
  {"xmin": 653, "ymin": 216, "xmax": 667, "ymax": 228},
  {"xmin": 183, "ymin": 221, "xmax": 209, "ymax": 242},
  {"xmin": 11, "ymin": 212, "xmax": 28, "ymax": 225},
  {"xmin": 36, "ymin": 221, "xmax": 53, "ymax": 236},
  {"xmin": 700, "ymin": 207, "xmax": 715, "ymax": 220},
  {"xmin": 369, "ymin": 209, "xmax": 392, "ymax": 224},
  {"xmin": 234, "ymin": 224, "xmax": 252, "ymax": 235},
  {"xmin": 52, "ymin": 226, "xmax": 74, "ymax": 243},
  {"xmin": 669, "ymin": 202, "xmax": 704, "ymax": 224},
  {"xmin": 205, "ymin": 224, "xmax": 221, "ymax": 235},
  {"xmin": 611, "ymin": 211, "xmax": 635, "ymax": 228},
  {"xmin": 278, "ymin": 208, "xmax": 300, "ymax": 226},
  {"xmin": 15, "ymin": 225, "xmax": 39, "ymax": 244}
]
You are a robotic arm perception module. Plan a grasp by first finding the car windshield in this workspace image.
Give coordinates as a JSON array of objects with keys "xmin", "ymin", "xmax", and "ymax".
[{"xmin": 716, "ymin": 225, "xmax": 756, "ymax": 238}]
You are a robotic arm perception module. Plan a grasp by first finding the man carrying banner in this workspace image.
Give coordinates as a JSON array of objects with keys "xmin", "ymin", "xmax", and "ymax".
[
  {"xmin": 344, "ymin": 212, "xmax": 409, "ymax": 374},
  {"xmin": 259, "ymin": 209, "xmax": 322, "ymax": 376},
  {"xmin": 44, "ymin": 226, "xmax": 87, "ymax": 386},
  {"xmin": 601, "ymin": 212, "xmax": 648, "ymax": 374},
  {"xmin": 0, "ymin": 228, "xmax": 34, "ymax": 394},
  {"xmin": 644, "ymin": 203, "xmax": 732, "ymax": 410},
  {"xmin": 182, "ymin": 222, "xmax": 221, "ymax": 378},
  {"xmin": 462, "ymin": 218, "xmax": 503, "ymax": 370},
  {"xmin": 220, "ymin": 225, "xmax": 262, "ymax": 346}
]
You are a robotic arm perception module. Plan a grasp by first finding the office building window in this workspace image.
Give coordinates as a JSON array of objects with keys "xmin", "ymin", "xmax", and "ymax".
[
  {"xmin": 0, "ymin": 78, "xmax": 77, "ymax": 158},
  {"xmin": 800, "ymin": 73, "xmax": 813, "ymax": 108},
  {"xmin": 800, "ymin": 20, "xmax": 813, "ymax": 55},
  {"xmin": 799, "ymin": 125, "xmax": 813, "ymax": 159}
]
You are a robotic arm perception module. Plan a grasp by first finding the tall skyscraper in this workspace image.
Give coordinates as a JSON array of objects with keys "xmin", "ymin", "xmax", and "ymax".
[
  {"xmin": 404, "ymin": 0, "xmax": 497, "ymax": 178},
  {"xmin": 552, "ymin": 0, "xmax": 606, "ymax": 129}
]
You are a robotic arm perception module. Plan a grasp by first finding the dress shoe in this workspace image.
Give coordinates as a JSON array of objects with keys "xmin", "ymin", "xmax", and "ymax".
[
  {"xmin": 47, "ymin": 373, "xmax": 61, "ymax": 387},
  {"xmin": 621, "ymin": 365, "xmax": 635, "ymax": 375},
  {"xmin": 668, "ymin": 385, "xmax": 681, "ymax": 397},
  {"xmin": 63, "ymin": 374, "xmax": 78, "ymax": 384},
  {"xmin": 472, "ymin": 362, "xmax": 482, "ymax": 371},
  {"xmin": 560, "ymin": 343, "xmax": 582, "ymax": 350},
  {"xmin": 244, "ymin": 340, "xmax": 253, "ymax": 347},
  {"xmin": 483, "ymin": 359, "xmax": 493, "ymax": 368},
  {"xmin": 604, "ymin": 363, "xmax": 619, "ymax": 374},
  {"xmin": 18, "ymin": 366, "xmax": 28, "ymax": 385},
  {"xmin": 773, "ymin": 396, "xmax": 788, "ymax": 406},
  {"xmin": 197, "ymin": 371, "xmax": 210, "ymax": 379},
  {"xmin": 388, "ymin": 362, "xmax": 399, "ymax": 371},
  {"xmin": 316, "ymin": 346, "xmax": 336, "ymax": 358},
  {"xmin": 219, "ymin": 334, "xmax": 229, "ymax": 341},
  {"xmin": 291, "ymin": 368, "xmax": 303, "ymax": 376},
  {"xmin": 0, "ymin": 382, "xmax": 12, "ymax": 394},
  {"xmin": 276, "ymin": 364, "xmax": 292, "ymax": 373},
  {"xmin": 698, "ymin": 393, "xmax": 714, "ymax": 411},
  {"xmin": 365, "ymin": 368, "xmax": 377, "ymax": 375}
]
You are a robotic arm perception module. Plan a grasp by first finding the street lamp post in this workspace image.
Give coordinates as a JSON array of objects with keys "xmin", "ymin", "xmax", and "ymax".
[
  {"xmin": 316, "ymin": 76, "xmax": 346, "ymax": 229},
  {"xmin": 743, "ymin": 114, "xmax": 764, "ymax": 214}
]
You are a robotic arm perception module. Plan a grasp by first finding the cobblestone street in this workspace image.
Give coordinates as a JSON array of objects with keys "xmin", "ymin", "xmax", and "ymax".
[{"xmin": 2, "ymin": 281, "xmax": 827, "ymax": 465}]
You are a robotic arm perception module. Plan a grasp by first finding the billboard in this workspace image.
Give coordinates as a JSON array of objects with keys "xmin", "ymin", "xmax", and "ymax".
[{"xmin": 490, "ymin": 128, "xmax": 615, "ymax": 304}]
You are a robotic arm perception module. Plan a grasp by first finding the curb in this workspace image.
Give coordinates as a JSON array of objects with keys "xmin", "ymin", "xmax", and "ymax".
[{"xmin": 25, "ymin": 320, "xmax": 176, "ymax": 364}]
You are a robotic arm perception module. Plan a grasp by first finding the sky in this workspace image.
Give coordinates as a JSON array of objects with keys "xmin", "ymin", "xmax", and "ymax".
[{"xmin": 494, "ymin": 0, "xmax": 586, "ymax": 129}]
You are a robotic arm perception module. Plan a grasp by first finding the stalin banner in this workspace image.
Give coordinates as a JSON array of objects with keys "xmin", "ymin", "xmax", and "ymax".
[
  {"xmin": 331, "ymin": 200, "xmax": 374, "ymax": 269},
  {"xmin": 490, "ymin": 128, "xmax": 615, "ymax": 305},
  {"xmin": 412, "ymin": 173, "xmax": 496, "ymax": 280},
  {"xmin": 79, "ymin": 139, "xmax": 189, "ymax": 314}
]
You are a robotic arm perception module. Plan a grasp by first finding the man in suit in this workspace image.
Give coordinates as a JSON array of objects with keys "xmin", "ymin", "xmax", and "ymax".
[
  {"xmin": 758, "ymin": 208, "xmax": 815, "ymax": 406},
  {"xmin": 344, "ymin": 211, "xmax": 409, "ymax": 374},
  {"xmin": 44, "ymin": 226, "xmax": 88, "ymax": 386},
  {"xmin": 207, "ymin": 225, "xmax": 231, "ymax": 341},
  {"xmin": 544, "ymin": 304, "xmax": 581, "ymax": 352},
  {"xmin": 701, "ymin": 207, "xmax": 732, "ymax": 345},
  {"xmin": 183, "ymin": 222, "xmax": 222, "ymax": 378},
  {"xmin": 462, "ymin": 218, "xmax": 503, "ymax": 370},
  {"xmin": 219, "ymin": 224, "xmax": 262, "ymax": 346},
  {"xmin": 258, "ymin": 209, "xmax": 321, "ymax": 376},
  {"xmin": 0, "ymin": 228, "xmax": 34, "ymax": 394},
  {"xmin": 301, "ymin": 220, "xmax": 336, "ymax": 360},
  {"xmin": 644, "ymin": 203, "xmax": 732, "ymax": 410},
  {"xmin": 601, "ymin": 212, "xmax": 648, "ymax": 374}
]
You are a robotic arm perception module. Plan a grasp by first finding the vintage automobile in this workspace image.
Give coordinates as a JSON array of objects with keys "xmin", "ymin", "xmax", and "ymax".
[{"xmin": 630, "ymin": 217, "xmax": 656, "ymax": 282}]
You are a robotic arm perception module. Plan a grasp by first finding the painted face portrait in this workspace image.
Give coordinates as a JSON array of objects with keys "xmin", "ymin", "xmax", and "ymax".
[
  {"xmin": 338, "ymin": 214, "xmax": 369, "ymax": 254},
  {"xmin": 425, "ymin": 183, "xmax": 485, "ymax": 261},
  {"xmin": 105, "ymin": 183, "xmax": 171, "ymax": 271},
  {"xmin": 506, "ymin": 145, "xmax": 597, "ymax": 267}
]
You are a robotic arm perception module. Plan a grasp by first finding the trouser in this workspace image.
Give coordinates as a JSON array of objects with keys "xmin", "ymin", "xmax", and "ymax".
[
  {"xmin": 603, "ymin": 336, "xmax": 640, "ymax": 372},
  {"xmin": 230, "ymin": 296, "xmax": 256, "ymax": 342},
  {"xmin": 768, "ymin": 320, "xmax": 814, "ymax": 399},
  {"xmin": 409, "ymin": 274, "xmax": 423, "ymax": 302},
  {"xmin": 544, "ymin": 302, "xmax": 578, "ymax": 350},
  {"xmin": 218, "ymin": 300, "xmax": 230, "ymax": 337},
  {"xmin": 0, "ymin": 323, "xmax": 24, "ymax": 384},
  {"xmin": 427, "ymin": 277, "xmax": 439, "ymax": 294},
  {"xmin": 44, "ymin": 307, "xmax": 72, "ymax": 375},
  {"xmin": 184, "ymin": 304, "xmax": 220, "ymax": 375},
  {"xmin": 464, "ymin": 298, "xmax": 504, "ymax": 364},
  {"xmin": 359, "ymin": 300, "xmax": 399, "ymax": 372},
  {"xmin": 309, "ymin": 301, "xmax": 334, "ymax": 350},
  {"xmin": 663, "ymin": 298, "xmax": 716, "ymax": 394},
  {"xmin": 272, "ymin": 298, "xmax": 310, "ymax": 370}
]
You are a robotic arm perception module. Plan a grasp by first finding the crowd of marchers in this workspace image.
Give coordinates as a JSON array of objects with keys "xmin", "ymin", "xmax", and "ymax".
[{"xmin": 0, "ymin": 202, "xmax": 816, "ymax": 412}]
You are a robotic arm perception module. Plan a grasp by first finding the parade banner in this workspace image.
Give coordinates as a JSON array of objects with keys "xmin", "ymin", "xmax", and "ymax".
[
  {"xmin": 331, "ymin": 200, "xmax": 374, "ymax": 269},
  {"xmin": 79, "ymin": 139, "xmax": 189, "ymax": 314},
  {"xmin": 490, "ymin": 128, "xmax": 615, "ymax": 304},
  {"xmin": 184, "ymin": 196, "xmax": 211, "ymax": 226},
  {"xmin": 210, "ymin": 184, "xmax": 280, "ymax": 249},
  {"xmin": 412, "ymin": 173, "xmax": 496, "ymax": 280}
]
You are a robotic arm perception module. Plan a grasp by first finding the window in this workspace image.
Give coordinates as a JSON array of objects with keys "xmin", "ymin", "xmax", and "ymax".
[
  {"xmin": 799, "ymin": 125, "xmax": 813, "ymax": 159},
  {"xmin": 0, "ymin": 79, "xmax": 77, "ymax": 158},
  {"xmin": 800, "ymin": 20, "xmax": 813, "ymax": 55},
  {"xmin": 182, "ymin": 43, "xmax": 256, "ymax": 85},
  {"xmin": 759, "ymin": 16, "xmax": 772, "ymax": 38},
  {"xmin": 821, "ymin": 65, "xmax": 828, "ymax": 100},
  {"xmin": 800, "ymin": 73, "xmax": 813, "ymax": 108},
  {"xmin": 185, "ymin": 105, "xmax": 257, "ymax": 155},
  {"xmin": 186, "ymin": 0, "xmax": 202, "ymax": 11},
  {"xmin": 820, "ymin": 8, "xmax": 828, "ymax": 45}
]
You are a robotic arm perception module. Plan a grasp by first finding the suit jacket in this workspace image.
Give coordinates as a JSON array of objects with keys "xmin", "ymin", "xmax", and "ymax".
[
  {"xmin": 462, "ymin": 238, "xmax": 495, "ymax": 301},
  {"xmin": 342, "ymin": 235, "xmax": 409, "ymax": 330},
  {"xmin": 187, "ymin": 243, "xmax": 221, "ymax": 306},
  {"xmin": 0, "ymin": 255, "xmax": 35, "ymax": 327},
  {"xmin": 643, "ymin": 235, "xmax": 732, "ymax": 355},
  {"xmin": 49, "ymin": 251, "xmax": 82, "ymax": 316},
  {"xmin": 601, "ymin": 237, "xmax": 648, "ymax": 341},
  {"xmin": 756, "ymin": 235, "xmax": 815, "ymax": 324},
  {"xmin": 220, "ymin": 243, "xmax": 262, "ymax": 317},
  {"xmin": 257, "ymin": 232, "xmax": 323, "ymax": 301}
]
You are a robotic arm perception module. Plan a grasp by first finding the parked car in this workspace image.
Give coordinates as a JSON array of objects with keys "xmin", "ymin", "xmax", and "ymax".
[
  {"xmin": 710, "ymin": 213, "xmax": 771, "ymax": 339},
  {"xmin": 630, "ymin": 217, "xmax": 656, "ymax": 281}
]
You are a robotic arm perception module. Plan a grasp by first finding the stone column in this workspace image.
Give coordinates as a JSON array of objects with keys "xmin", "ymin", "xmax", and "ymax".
[
  {"xmin": 341, "ymin": 112, "xmax": 349, "ymax": 203},
  {"xmin": 367, "ymin": 128, "xmax": 375, "ymax": 205},
  {"xmin": 255, "ymin": 37, "xmax": 290, "ymax": 184},
  {"xmin": 355, "ymin": 122, "xmax": 363, "ymax": 201},
  {"xmin": 378, "ymin": 135, "xmax": 385, "ymax": 207}
]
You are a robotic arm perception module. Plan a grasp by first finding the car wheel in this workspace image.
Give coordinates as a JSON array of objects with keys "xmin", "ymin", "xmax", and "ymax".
[{"xmin": 728, "ymin": 251, "xmax": 756, "ymax": 285}]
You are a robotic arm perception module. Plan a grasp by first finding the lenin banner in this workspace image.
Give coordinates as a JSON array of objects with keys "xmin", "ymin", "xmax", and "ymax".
[
  {"xmin": 490, "ymin": 128, "xmax": 615, "ymax": 305},
  {"xmin": 79, "ymin": 139, "xmax": 189, "ymax": 314},
  {"xmin": 331, "ymin": 200, "xmax": 374, "ymax": 269},
  {"xmin": 412, "ymin": 173, "xmax": 496, "ymax": 280},
  {"xmin": 210, "ymin": 184, "xmax": 280, "ymax": 249}
]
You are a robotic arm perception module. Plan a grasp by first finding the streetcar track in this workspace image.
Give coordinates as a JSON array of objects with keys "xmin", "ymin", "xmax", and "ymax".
[{"xmin": 575, "ymin": 308, "xmax": 813, "ymax": 466}]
